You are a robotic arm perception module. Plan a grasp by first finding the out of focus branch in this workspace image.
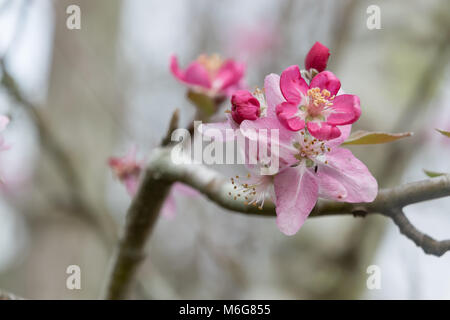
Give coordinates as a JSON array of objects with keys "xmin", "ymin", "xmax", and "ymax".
[
  {"xmin": 104, "ymin": 141, "xmax": 450, "ymax": 298},
  {"xmin": 0, "ymin": 60, "xmax": 113, "ymax": 241}
]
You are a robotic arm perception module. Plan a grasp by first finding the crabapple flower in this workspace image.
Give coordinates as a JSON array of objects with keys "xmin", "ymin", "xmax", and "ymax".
[
  {"xmin": 240, "ymin": 122, "xmax": 378, "ymax": 235},
  {"xmin": 170, "ymin": 54, "xmax": 246, "ymax": 97},
  {"xmin": 276, "ymin": 65, "xmax": 361, "ymax": 140},
  {"xmin": 108, "ymin": 146, "xmax": 143, "ymax": 197},
  {"xmin": 304, "ymin": 41, "xmax": 330, "ymax": 73},
  {"xmin": 160, "ymin": 182, "xmax": 201, "ymax": 219}
]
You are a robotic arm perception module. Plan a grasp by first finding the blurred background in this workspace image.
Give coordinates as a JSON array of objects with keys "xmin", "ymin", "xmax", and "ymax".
[{"xmin": 0, "ymin": 0, "xmax": 449, "ymax": 299}]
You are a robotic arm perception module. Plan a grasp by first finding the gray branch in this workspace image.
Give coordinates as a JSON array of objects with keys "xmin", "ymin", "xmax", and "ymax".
[{"xmin": 103, "ymin": 145, "xmax": 450, "ymax": 299}]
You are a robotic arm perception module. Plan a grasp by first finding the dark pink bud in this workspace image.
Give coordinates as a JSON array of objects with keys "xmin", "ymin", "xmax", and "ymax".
[
  {"xmin": 231, "ymin": 90, "xmax": 261, "ymax": 124},
  {"xmin": 304, "ymin": 42, "xmax": 330, "ymax": 72}
]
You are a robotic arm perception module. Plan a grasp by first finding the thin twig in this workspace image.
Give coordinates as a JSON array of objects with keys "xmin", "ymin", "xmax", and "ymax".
[{"xmin": 386, "ymin": 208, "xmax": 450, "ymax": 257}]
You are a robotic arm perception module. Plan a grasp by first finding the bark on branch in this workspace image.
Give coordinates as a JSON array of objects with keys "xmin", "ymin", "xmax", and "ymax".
[{"xmin": 103, "ymin": 146, "xmax": 450, "ymax": 299}]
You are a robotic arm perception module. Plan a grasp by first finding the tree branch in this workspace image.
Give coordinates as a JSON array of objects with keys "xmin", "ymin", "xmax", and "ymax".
[
  {"xmin": 386, "ymin": 208, "xmax": 450, "ymax": 257},
  {"xmin": 103, "ymin": 145, "xmax": 450, "ymax": 299}
]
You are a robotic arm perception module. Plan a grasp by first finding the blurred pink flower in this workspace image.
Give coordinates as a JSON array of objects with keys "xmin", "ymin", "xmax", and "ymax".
[
  {"xmin": 170, "ymin": 54, "xmax": 246, "ymax": 97},
  {"xmin": 304, "ymin": 41, "xmax": 330, "ymax": 73},
  {"xmin": 108, "ymin": 146, "xmax": 143, "ymax": 197},
  {"xmin": 108, "ymin": 147, "xmax": 200, "ymax": 219},
  {"xmin": 227, "ymin": 23, "xmax": 280, "ymax": 62},
  {"xmin": 160, "ymin": 182, "xmax": 200, "ymax": 220},
  {"xmin": 276, "ymin": 66, "xmax": 361, "ymax": 140}
]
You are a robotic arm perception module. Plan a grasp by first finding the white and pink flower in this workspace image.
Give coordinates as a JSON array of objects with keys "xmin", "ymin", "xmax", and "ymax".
[
  {"xmin": 239, "ymin": 121, "xmax": 378, "ymax": 235},
  {"xmin": 276, "ymin": 66, "xmax": 361, "ymax": 140},
  {"xmin": 170, "ymin": 54, "xmax": 246, "ymax": 98}
]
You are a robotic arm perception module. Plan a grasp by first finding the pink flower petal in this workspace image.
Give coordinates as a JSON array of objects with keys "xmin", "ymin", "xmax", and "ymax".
[
  {"xmin": 215, "ymin": 60, "xmax": 245, "ymax": 91},
  {"xmin": 124, "ymin": 176, "xmax": 139, "ymax": 197},
  {"xmin": 326, "ymin": 124, "xmax": 352, "ymax": 147},
  {"xmin": 309, "ymin": 71, "xmax": 341, "ymax": 96},
  {"xmin": 307, "ymin": 121, "xmax": 341, "ymax": 140},
  {"xmin": 320, "ymin": 148, "xmax": 378, "ymax": 202},
  {"xmin": 240, "ymin": 117, "xmax": 298, "ymax": 168},
  {"xmin": 276, "ymin": 102, "xmax": 305, "ymax": 131},
  {"xmin": 279, "ymin": 65, "xmax": 308, "ymax": 104},
  {"xmin": 327, "ymin": 94, "xmax": 361, "ymax": 126},
  {"xmin": 170, "ymin": 55, "xmax": 211, "ymax": 88},
  {"xmin": 274, "ymin": 167, "xmax": 318, "ymax": 235},
  {"xmin": 317, "ymin": 170, "xmax": 348, "ymax": 200},
  {"xmin": 264, "ymin": 73, "xmax": 285, "ymax": 117}
]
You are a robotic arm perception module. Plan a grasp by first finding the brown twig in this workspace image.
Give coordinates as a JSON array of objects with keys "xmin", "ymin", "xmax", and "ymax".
[{"xmin": 102, "ymin": 111, "xmax": 180, "ymax": 300}]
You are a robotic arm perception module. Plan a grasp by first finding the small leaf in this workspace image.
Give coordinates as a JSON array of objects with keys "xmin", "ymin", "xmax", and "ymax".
[
  {"xmin": 423, "ymin": 169, "xmax": 446, "ymax": 178},
  {"xmin": 342, "ymin": 131, "xmax": 413, "ymax": 145},
  {"xmin": 187, "ymin": 91, "xmax": 216, "ymax": 116},
  {"xmin": 436, "ymin": 129, "xmax": 450, "ymax": 138}
]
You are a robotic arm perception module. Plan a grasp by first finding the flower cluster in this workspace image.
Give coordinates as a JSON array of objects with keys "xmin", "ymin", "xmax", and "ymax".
[{"xmin": 202, "ymin": 42, "xmax": 378, "ymax": 235}]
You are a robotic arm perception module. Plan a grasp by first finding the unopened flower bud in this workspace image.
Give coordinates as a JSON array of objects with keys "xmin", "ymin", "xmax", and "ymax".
[
  {"xmin": 304, "ymin": 41, "xmax": 330, "ymax": 73},
  {"xmin": 231, "ymin": 90, "xmax": 261, "ymax": 124}
]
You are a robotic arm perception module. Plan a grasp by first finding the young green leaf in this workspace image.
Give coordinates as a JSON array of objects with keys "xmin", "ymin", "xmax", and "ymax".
[
  {"xmin": 436, "ymin": 129, "xmax": 450, "ymax": 138},
  {"xmin": 423, "ymin": 169, "xmax": 446, "ymax": 178},
  {"xmin": 342, "ymin": 131, "xmax": 413, "ymax": 145}
]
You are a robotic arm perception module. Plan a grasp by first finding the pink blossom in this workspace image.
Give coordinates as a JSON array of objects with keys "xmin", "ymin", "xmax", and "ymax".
[
  {"xmin": 239, "ymin": 120, "xmax": 377, "ymax": 235},
  {"xmin": 304, "ymin": 41, "xmax": 330, "ymax": 73},
  {"xmin": 108, "ymin": 146, "xmax": 143, "ymax": 197},
  {"xmin": 275, "ymin": 65, "xmax": 361, "ymax": 140},
  {"xmin": 160, "ymin": 182, "xmax": 201, "ymax": 219},
  {"xmin": 170, "ymin": 54, "xmax": 246, "ymax": 97}
]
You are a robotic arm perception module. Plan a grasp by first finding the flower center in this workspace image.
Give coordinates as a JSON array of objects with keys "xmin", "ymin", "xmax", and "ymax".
[
  {"xmin": 197, "ymin": 54, "xmax": 223, "ymax": 78},
  {"xmin": 293, "ymin": 131, "xmax": 330, "ymax": 167},
  {"xmin": 302, "ymin": 88, "xmax": 335, "ymax": 120},
  {"xmin": 229, "ymin": 173, "xmax": 273, "ymax": 210}
]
